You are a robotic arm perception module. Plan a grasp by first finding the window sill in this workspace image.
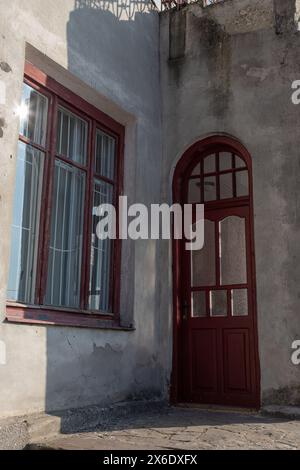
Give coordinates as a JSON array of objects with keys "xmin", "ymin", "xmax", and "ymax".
[{"xmin": 6, "ymin": 304, "xmax": 134, "ymax": 331}]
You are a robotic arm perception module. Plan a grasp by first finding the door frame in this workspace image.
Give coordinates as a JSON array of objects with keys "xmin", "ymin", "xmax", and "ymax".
[{"xmin": 170, "ymin": 135, "xmax": 261, "ymax": 408}]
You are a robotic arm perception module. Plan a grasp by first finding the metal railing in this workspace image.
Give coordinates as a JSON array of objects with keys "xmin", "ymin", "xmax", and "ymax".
[
  {"xmin": 161, "ymin": 0, "xmax": 224, "ymax": 11},
  {"xmin": 74, "ymin": 0, "xmax": 225, "ymax": 16}
]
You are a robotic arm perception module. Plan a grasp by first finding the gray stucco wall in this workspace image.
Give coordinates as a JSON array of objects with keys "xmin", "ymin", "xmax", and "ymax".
[
  {"xmin": 159, "ymin": 0, "xmax": 300, "ymax": 404},
  {"xmin": 0, "ymin": 0, "xmax": 165, "ymax": 417},
  {"xmin": 0, "ymin": 0, "xmax": 299, "ymax": 420}
]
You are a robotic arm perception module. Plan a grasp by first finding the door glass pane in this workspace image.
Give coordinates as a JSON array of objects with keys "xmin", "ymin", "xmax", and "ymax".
[
  {"xmin": 236, "ymin": 170, "xmax": 249, "ymax": 197},
  {"xmin": 7, "ymin": 142, "xmax": 44, "ymax": 303},
  {"xmin": 188, "ymin": 178, "xmax": 200, "ymax": 203},
  {"xmin": 219, "ymin": 152, "xmax": 232, "ymax": 171},
  {"xmin": 231, "ymin": 289, "xmax": 248, "ymax": 316},
  {"xmin": 95, "ymin": 130, "xmax": 116, "ymax": 180},
  {"xmin": 204, "ymin": 176, "xmax": 216, "ymax": 202},
  {"xmin": 88, "ymin": 179, "xmax": 114, "ymax": 313},
  {"xmin": 45, "ymin": 160, "xmax": 85, "ymax": 308},
  {"xmin": 235, "ymin": 155, "xmax": 246, "ymax": 168},
  {"xmin": 56, "ymin": 107, "xmax": 87, "ymax": 165},
  {"xmin": 192, "ymin": 291, "xmax": 206, "ymax": 317},
  {"xmin": 19, "ymin": 83, "xmax": 48, "ymax": 147},
  {"xmin": 191, "ymin": 219, "xmax": 215, "ymax": 286},
  {"xmin": 210, "ymin": 290, "xmax": 227, "ymax": 317},
  {"xmin": 191, "ymin": 162, "xmax": 200, "ymax": 175},
  {"xmin": 220, "ymin": 173, "xmax": 233, "ymax": 199},
  {"xmin": 220, "ymin": 216, "xmax": 247, "ymax": 285},
  {"xmin": 204, "ymin": 154, "xmax": 215, "ymax": 174}
]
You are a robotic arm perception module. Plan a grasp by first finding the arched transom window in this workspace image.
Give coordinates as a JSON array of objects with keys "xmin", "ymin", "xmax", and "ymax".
[{"xmin": 187, "ymin": 151, "xmax": 249, "ymax": 203}]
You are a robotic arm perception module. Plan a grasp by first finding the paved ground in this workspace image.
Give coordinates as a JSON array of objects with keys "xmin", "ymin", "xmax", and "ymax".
[{"xmin": 29, "ymin": 406, "xmax": 300, "ymax": 450}]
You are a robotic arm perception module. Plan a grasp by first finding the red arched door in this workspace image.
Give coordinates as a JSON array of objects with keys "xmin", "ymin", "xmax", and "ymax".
[{"xmin": 172, "ymin": 136, "xmax": 260, "ymax": 408}]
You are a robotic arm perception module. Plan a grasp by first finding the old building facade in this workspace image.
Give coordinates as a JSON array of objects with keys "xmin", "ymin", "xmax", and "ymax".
[{"xmin": 0, "ymin": 0, "xmax": 299, "ymax": 420}]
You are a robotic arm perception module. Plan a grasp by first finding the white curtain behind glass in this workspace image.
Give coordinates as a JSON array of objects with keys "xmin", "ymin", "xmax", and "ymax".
[{"xmin": 45, "ymin": 160, "xmax": 85, "ymax": 309}]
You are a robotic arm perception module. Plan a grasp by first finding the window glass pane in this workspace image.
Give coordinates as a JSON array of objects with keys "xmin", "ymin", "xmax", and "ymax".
[
  {"xmin": 89, "ymin": 179, "xmax": 114, "ymax": 313},
  {"xmin": 191, "ymin": 219, "xmax": 215, "ymax": 286},
  {"xmin": 219, "ymin": 152, "xmax": 232, "ymax": 171},
  {"xmin": 191, "ymin": 162, "xmax": 200, "ymax": 175},
  {"xmin": 236, "ymin": 170, "xmax": 249, "ymax": 197},
  {"xmin": 235, "ymin": 155, "xmax": 246, "ymax": 168},
  {"xmin": 220, "ymin": 216, "xmax": 247, "ymax": 285},
  {"xmin": 45, "ymin": 160, "xmax": 85, "ymax": 308},
  {"xmin": 95, "ymin": 130, "xmax": 116, "ymax": 180},
  {"xmin": 56, "ymin": 107, "xmax": 87, "ymax": 165},
  {"xmin": 231, "ymin": 289, "xmax": 248, "ymax": 316},
  {"xmin": 19, "ymin": 83, "xmax": 48, "ymax": 147},
  {"xmin": 188, "ymin": 178, "xmax": 200, "ymax": 203},
  {"xmin": 210, "ymin": 290, "xmax": 227, "ymax": 317},
  {"xmin": 204, "ymin": 176, "xmax": 216, "ymax": 202},
  {"xmin": 7, "ymin": 142, "xmax": 44, "ymax": 303},
  {"xmin": 220, "ymin": 173, "xmax": 233, "ymax": 199},
  {"xmin": 204, "ymin": 154, "xmax": 215, "ymax": 174},
  {"xmin": 191, "ymin": 291, "xmax": 206, "ymax": 317}
]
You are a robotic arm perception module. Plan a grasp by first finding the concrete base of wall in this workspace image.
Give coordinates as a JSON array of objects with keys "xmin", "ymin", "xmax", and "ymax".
[
  {"xmin": 0, "ymin": 399, "xmax": 168, "ymax": 450},
  {"xmin": 261, "ymin": 406, "xmax": 300, "ymax": 420},
  {"xmin": 2, "ymin": 401, "xmax": 300, "ymax": 450}
]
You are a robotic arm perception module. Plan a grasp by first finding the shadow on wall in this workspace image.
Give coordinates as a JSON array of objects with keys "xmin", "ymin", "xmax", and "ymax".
[
  {"xmin": 43, "ymin": 0, "xmax": 164, "ymax": 428},
  {"xmin": 74, "ymin": 0, "xmax": 154, "ymax": 20},
  {"xmin": 67, "ymin": 0, "xmax": 158, "ymax": 105}
]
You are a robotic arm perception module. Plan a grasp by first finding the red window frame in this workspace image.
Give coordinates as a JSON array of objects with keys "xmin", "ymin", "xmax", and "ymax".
[{"xmin": 6, "ymin": 62, "xmax": 125, "ymax": 329}]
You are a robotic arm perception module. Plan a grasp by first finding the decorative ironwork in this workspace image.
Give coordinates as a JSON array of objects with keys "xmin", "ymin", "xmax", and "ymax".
[
  {"xmin": 74, "ymin": 0, "xmax": 228, "ymax": 16},
  {"xmin": 74, "ymin": 0, "xmax": 155, "ymax": 21},
  {"xmin": 161, "ymin": 0, "xmax": 224, "ymax": 11}
]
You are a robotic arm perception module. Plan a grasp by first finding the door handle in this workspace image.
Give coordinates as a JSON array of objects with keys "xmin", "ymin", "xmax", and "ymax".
[{"xmin": 182, "ymin": 300, "xmax": 189, "ymax": 320}]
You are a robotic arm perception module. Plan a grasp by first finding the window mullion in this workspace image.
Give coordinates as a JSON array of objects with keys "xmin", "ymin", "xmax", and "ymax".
[{"xmin": 80, "ymin": 119, "xmax": 95, "ymax": 310}]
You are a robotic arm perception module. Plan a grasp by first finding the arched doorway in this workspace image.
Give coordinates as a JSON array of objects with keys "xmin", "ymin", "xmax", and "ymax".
[{"xmin": 172, "ymin": 136, "xmax": 260, "ymax": 408}]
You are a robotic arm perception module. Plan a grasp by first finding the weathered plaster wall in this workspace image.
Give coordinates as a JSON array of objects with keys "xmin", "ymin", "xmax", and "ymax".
[
  {"xmin": 1, "ymin": 0, "xmax": 299, "ymax": 418},
  {"xmin": 159, "ymin": 0, "xmax": 300, "ymax": 405},
  {"xmin": 0, "ymin": 0, "xmax": 164, "ymax": 417}
]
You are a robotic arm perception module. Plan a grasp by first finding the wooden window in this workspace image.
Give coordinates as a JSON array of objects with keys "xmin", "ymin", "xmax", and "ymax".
[
  {"xmin": 187, "ymin": 151, "xmax": 249, "ymax": 205},
  {"xmin": 6, "ymin": 62, "xmax": 124, "ymax": 329}
]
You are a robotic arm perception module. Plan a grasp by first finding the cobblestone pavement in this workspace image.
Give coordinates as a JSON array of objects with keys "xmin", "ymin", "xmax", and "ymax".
[{"xmin": 30, "ymin": 407, "xmax": 300, "ymax": 450}]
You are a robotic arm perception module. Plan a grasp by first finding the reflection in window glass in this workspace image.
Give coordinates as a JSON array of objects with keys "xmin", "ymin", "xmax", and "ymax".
[
  {"xmin": 231, "ymin": 289, "xmax": 248, "ymax": 316},
  {"xmin": 210, "ymin": 290, "xmax": 227, "ymax": 317},
  {"xmin": 19, "ymin": 83, "xmax": 48, "ymax": 147},
  {"xmin": 236, "ymin": 170, "xmax": 249, "ymax": 197},
  {"xmin": 191, "ymin": 162, "xmax": 200, "ymax": 175},
  {"xmin": 192, "ymin": 291, "xmax": 206, "ymax": 317},
  {"xmin": 235, "ymin": 156, "xmax": 246, "ymax": 168},
  {"xmin": 7, "ymin": 142, "xmax": 44, "ymax": 303},
  {"xmin": 204, "ymin": 176, "xmax": 216, "ymax": 202},
  {"xmin": 188, "ymin": 178, "xmax": 200, "ymax": 203},
  {"xmin": 219, "ymin": 152, "xmax": 232, "ymax": 171},
  {"xmin": 89, "ymin": 179, "xmax": 114, "ymax": 313},
  {"xmin": 204, "ymin": 154, "xmax": 215, "ymax": 174},
  {"xmin": 56, "ymin": 107, "xmax": 87, "ymax": 165},
  {"xmin": 191, "ymin": 219, "xmax": 215, "ymax": 287},
  {"xmin": 220, "ymin": 216, "xmax": 247, "ymax": 286},
  {"xmin": 220, "ymin": 173, "xmax": 233, "ymax": 199},
  {"xmin": 95, "ymin": 130, "xmax": 115, "ymax": 180}
]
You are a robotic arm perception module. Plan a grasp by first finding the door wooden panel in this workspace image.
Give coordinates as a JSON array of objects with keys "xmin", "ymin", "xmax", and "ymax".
[
  {"xmin": 223, "ymin": 329, "xmax": 250, "ymax": 394},
  {"xmin": 191, "ymin": 329, "xmax": 218, "ymax": 393}
]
